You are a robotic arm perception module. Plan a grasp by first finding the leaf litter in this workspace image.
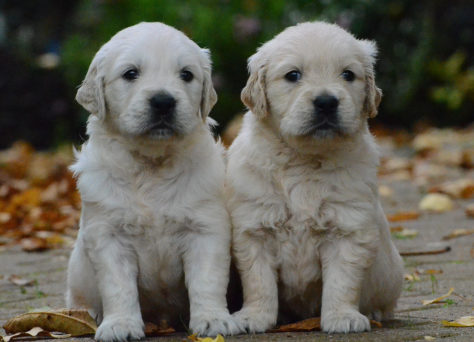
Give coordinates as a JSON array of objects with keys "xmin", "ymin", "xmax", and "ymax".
[{"xmin": 1, "ymin": 309, "xmax": 176, "ymax": 341}]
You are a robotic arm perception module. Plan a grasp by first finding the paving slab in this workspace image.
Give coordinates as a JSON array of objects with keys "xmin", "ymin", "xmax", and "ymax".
[{"xmin": 1, "ymin": 167, "xmax": 473, "ymax": 341}]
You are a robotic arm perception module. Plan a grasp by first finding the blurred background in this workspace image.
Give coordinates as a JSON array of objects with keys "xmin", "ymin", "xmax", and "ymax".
[{"xmin": 0, "ymin": 0, "xmax": 473, "ymax": 149}]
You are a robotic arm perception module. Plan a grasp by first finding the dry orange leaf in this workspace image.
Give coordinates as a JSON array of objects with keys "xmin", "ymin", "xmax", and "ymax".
[
  {"xmin": 430, "ymin": 179, "xmax": 474, "ymax": 199},
  {"xmin": 144, "ymin": 321, "xmax": 175, "ymax": 336},
  {"xmin": 420, "ymin": 269, "xmax": 443, "ymax": 275},
  {"xmin": 387, "ymin": 211, "xmax": 420, "ymax": 222},
  {"xmin": 466, "ymin": 203, "xmax": 474, "ymax": 217},
  {"xmin": 269, "ymin": 317, "xmax": 381, "ymax": 332},
  {"xmin": 20, "ymin": 237, "xmax": 48, "ymax": 252},
  {"xmin": 270, "ymin": 317, "xmax": 321, "ymax": 332}
]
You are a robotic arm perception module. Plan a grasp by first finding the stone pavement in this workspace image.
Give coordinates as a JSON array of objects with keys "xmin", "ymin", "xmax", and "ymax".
[{"xmin": 1, "ymin": 157, "xmax": 473, "ymax": 341}]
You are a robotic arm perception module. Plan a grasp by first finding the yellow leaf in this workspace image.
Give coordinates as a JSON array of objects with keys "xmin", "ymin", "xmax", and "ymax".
[
  {"xmin": 188, "ymin": 334, "xmax": 225, "ymax": 342},
  {"xmin": 441, "ymin": 315, "xmax": 474, "ymax": 327},
  {"xmin": 442, "ymin": 228, "xmax": 474, "ymax": 240},
  {"xmin": 419, "ymin": 193, "xmax": 454, "ymax": 212},
  {"xmin": 2, "ymin": 310, "xmax": 96, "ymax": 336},
  {"xmin": 422, "ymin": 288, "xmax": 454, "ymax": 305}
]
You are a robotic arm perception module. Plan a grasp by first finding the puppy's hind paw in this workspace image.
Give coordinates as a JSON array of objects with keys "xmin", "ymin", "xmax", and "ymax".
[
  {"xmin": 95, "ymin": 315, "xmax": 145, "ymax": 342},
  {"xmin": 190, "ymin": 312, "xmax": 242, "ymax": 336},
  {"xmin": 322, "ymin": 309, "xmax": 370, "ymax": 333},
  {"xmin": 232, "ymin": 308, "xmax": 276, "ymax": 334}
]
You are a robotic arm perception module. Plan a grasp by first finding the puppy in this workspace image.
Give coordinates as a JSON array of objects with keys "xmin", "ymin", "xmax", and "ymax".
[
  {"xmin": 66, "ymin": 22, "xmax": 240, "ymax": 341},
  {"xmin": 226, "ymin": 21, "xmax": 404, "ymax": 334}
]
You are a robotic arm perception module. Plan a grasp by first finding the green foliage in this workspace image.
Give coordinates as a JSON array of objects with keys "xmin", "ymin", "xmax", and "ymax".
[{"xmin": 60, "ymin": 0, "xmax": 473, "ymax": 131}]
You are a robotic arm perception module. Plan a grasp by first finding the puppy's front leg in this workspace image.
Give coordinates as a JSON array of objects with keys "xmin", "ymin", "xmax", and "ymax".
[
  {"xmin": 232, "ymin": 230, "xmax": 278, "ymax": 333},
  {"xmin": 319, "ymin": 236, "xmax": 375, "ymax": 333},
  {"xmin": 87, "ymin": 234, "xmax": 145, "ymax": 342},
  {"xmin": 183, "ymin": 231, "xmax": 240, "ymax": 336}
]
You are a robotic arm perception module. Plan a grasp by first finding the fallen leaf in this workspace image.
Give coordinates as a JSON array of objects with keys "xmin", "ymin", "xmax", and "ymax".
[
  {"xmin": 424, "ymin": 336, "xmax": 436, "ymax": 341},
  {"xmin": 0, "ymin": 212, "xmax": 11, "ymax": 224},
  {"xmin": 1, "ymin": 327, "xmax": 70, "ymax": 342},
  {"xmin": 370, "ymin": 320, "xmax": 383, "ymax": 328},
  {"xmin": 19, "ymin": 237, "xmax": 48, "ymax": 252},
  {"xmin": 378, "ymin": 185, "xmax": 393, "ymax": 197},
  {"xmin": 187, "ymin": 334, "xmax": 225, "ymax": 342},
  {"xmin": 442, "ymin": 228, "xmax": 474, "ymax": 240},
  {"xmin": 441, "ymin": 315, "xmax": 474, "ymax": 327},
  {"xmin": 466, "ymin": 203, "xmax": 474, "ymax": 217},
  {"xmin": 418, "ymin": 269, "xmax": 443, "ymax": 275},
  {"xmin": 269, "ymin": 317, "xmax": 381, "ymax": 332},
  {"xmin": 144, "ymin": 321, "xmax": 175, "ymax": 336},
  {"xmin": 404, "ymin": 273, "xmax": 421, "ymax": 281},
  {"xmin": 8, "ymin": 275, "xmax": 35, "ymax": 287},
  {"xmin": 270, "ymin": 317, "xmax": 321, "ymax": 332},
  {"xmin": 400, "ymin": 245, "xmax": 451, "ymax": 256},
  {"xmin": 422, "ymin": 288, "xmax": 454, "ymax": 305},
  {"xmin": 430, "ymin": 179, "xmax": 474, "ymax": 199},
  {"xmin": 391, "ymin": 227, "xmax": 418, "ymax": 239},
  {"xmin": 188, "ymin": 333, "xmax": 199, "ymax": 341},
  {"xmin": 52, "ymin": 309, "xmax": 97, "ymax": 328},
  {"xmin": 419, "ymin": 193, "xmax": 454, "ymax": 212},
  {"xmin": 387, "ymin": 211, "xmax": 420, "ymax": 222},
  {"xmin": 3, "ymin": 310, "xmax": 96, "ymax": 336}
]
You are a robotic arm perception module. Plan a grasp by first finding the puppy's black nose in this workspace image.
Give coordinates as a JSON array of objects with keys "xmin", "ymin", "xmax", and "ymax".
[
  {"xmin": 314, "ymin": 95, "xmax": 339, "ymax": 114},
  {"xmin": 149, "ymin": 93, "xmax": 176, "ymax": 117}
]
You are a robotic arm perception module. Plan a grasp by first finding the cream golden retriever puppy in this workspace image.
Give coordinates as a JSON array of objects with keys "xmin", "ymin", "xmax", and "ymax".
[
  {"xmin": 66, "ymin": 22, "xmax": 240, "ymax": 341},
  {"xmin": 227, "ymin": 21, "xmax": 404, "ymax": 334}
]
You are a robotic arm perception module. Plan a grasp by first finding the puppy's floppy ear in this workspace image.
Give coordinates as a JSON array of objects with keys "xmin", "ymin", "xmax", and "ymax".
[
  {"xmin": 76, "ymin": 50, "xmax": 107, "ymax": 120},
  {"xmin": 200, "ymin": 48, "xmax": 218, "ymax": 121},
  {"xmin": 241, "ymin": 53, "xmax": 269, "ymax": 118},
  {"xmin": 359, "ymin": 39, "xmax": 382, "ymax": 118}
]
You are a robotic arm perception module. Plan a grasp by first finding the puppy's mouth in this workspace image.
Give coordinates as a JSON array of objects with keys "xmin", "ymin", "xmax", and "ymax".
[
  {"xmin": 302, "ymin": 117, "xmax": 340, "ymax": 137},
  {"xmin": 145, "ymin": 121, "xmax": 176, "ymax": 139}
]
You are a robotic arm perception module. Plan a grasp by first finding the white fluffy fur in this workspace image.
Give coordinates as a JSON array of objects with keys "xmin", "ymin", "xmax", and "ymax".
[
  {"xmin": 227, "ymin": 22, "xmax": 404, "ymax": 334},
  {"xmin": 66, "ymin": 22, "xmax": 240, "ymax": 341}
]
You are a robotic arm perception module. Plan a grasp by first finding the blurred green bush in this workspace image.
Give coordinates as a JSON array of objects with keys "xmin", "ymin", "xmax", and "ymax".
[{"xmin": 1, "ymin": 0, "xmax": 473, "ymax": 148}]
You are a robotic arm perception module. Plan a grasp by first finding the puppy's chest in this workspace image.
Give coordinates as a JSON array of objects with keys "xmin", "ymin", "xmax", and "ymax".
[
  {"xmin": 271, "ymin": 168, "xmax": 336, "ymax": 232},
  {"xmin": 112, "ymin": 174, "xmax": 188, "ymax": 232},
  {"xmin": 276, "ymin": 227, "xmax": 322, "ymax": 296}
]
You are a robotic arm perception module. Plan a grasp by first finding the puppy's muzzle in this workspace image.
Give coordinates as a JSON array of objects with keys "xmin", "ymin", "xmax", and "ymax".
[
  {"xmin": 148, "ymin": 92, "xmax": 176, "ymax": 131},
  {"xmin": 312, "ymin": 94, "xmax": 339, "ymax": 130}
]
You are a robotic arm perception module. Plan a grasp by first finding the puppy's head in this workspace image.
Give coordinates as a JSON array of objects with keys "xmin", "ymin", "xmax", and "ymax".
[
  {"xmin": 76, "ymin": 22, "xmax": 217, "ymax": 140},
  {"xmin": 242, "ymin": 21, "xmax": 381, "ymax": 144}
]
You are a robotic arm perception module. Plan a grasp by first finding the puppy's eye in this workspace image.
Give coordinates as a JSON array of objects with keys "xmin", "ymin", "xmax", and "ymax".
[
  {"xmin": 180, "ymin": 70, "xmax": 194, "ymax": 82},
  {"xmin": 341, "ymin": 70, "xmax": 355, "ymax": 82},
  {"xmin": 285, "ymin": 70, "xmax": 301, "ymax": 82},
  {"xmin": 122, "ymin": 68, "xmax": 139, "ymax": 81}
]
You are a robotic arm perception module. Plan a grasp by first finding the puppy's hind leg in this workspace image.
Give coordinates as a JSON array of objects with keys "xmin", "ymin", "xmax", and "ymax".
[
  {"xmin": 360, "ymin": 236, "xmax": 403, "ymax": 321},
  {"xmin": 66, "ymin": 235, "xmax": 102, "ymax": 322}
]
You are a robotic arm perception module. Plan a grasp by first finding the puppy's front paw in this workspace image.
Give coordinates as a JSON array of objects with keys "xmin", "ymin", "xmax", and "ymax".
[
  {"xmin": 322, "ymin": 309, "xmax": 370, "ymax": 333},
  {"xmin": 95, "ymin": 315, "xmax": 145, "ymax": 342},
  {"xmin": 190, "ymin": 311, "xmax": 242, "ymax": 336},
  {"xmin": 232, "ymin": 307, "xmax": 276, "ymax": 334}
]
